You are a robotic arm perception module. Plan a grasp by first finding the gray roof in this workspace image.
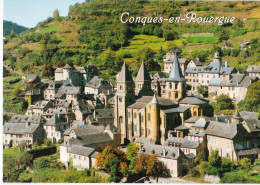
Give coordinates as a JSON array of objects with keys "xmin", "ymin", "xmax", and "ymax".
[
  {"xmin": 117, "ymin": 62, "xmax": 133, "ymax": 82},
  {"xmin": 174, "ymin": 125, "xmax": 190, "ymax": 130},
  {"xmin": 188, "ymin": 131, "xmax": 205, "ymax": 137},
  {"xmin": 135, "ymin": 96, "xmax": 178, "ymax": 107},
  {"xmin": 205, "ymin": 121, "xmax": 249, "ymax": 139},
  {"xmin": 222, "ymin": 42, "xmax": 233, "ymax": 48},
  {"xmin": 44, "ymin": 115, "xmax": 68, "ymax": 126},
  {"xmin": 135, "ymin": 62, "xmax": 151, "ymax": 82},
  {"xmin": 8, "ymin": 114, "xmax": 44, "ymax": 124},
  {"xmin": 28, "ymin": 100, "xmax": 52, "ymax": 110},
  {"xmin": 190, "ymin": 58, "xmax": 202, "ymax": 66},
  {"xmin": 161, "ymin": 107, "xmax": 189, "ymax": 114},
  {"xmin": 73, "ymin": 100, "xmax": 92, "ymax": 114},
  {"xmin": 209, "ymin": 74, "xmax": 258, "ymax": 88},
  {"xmin": 85, "ymin": 76, "xmax": 110, "ymax": 89},
  {"xmin": 63, "ymin": 64, "xmax": 73, "ymax": 69},
  {"xmin": 247, "ymin": 65, "xmax": 260, "ymax": 73},
  {"xmin": 26, "ymin": 74, "xmax": 39, "ymax": 81},
  {"xmin": 167, "ymin": 53, "xmax": 186, "ymax": 82},
  {"xmin": 4, "ymin": 122, "xmax": 40, "ymax": 134},
  {"xmin": 165, "ymin": 137, "xmax": 199, "ymax": 149},
  {"xmin": 232, "ymin": 109, "xmax": 242, "ymax": 119},
  {"xmin": 192, "ymin": 117, "xmax": 210, "ymax": 128},
  {"xmin": 139, "ymin": 143, "xmax": 182, "ymax": 160},
  {"xmin": 67, "ymin": 145, "xmax": 95, "ymax": 157},
  {"xmin": 135, "ymin": 136, "xmax": 155, "ymax": 144},
  {"xmin": 128, "ymin": 102, "xmax": 147, "ymax": 109},
  {"xmin": 55, "ymin": 86, "xmax": 81, "ymax": 97},
  {"xmin": 95, "ymin": 108, "xmax": 114, "ymax": 118},
  {"xmin": 184, "ymin": 116, "xmax": 201, "ymax": 123},
  {"xmin": 55, "ymin": 100, "xmax": 71, "ymax": 108},
  {"xmin": 151, "ymin": 94, "xmax": 158, "ymax": 104},
  {"xmin": 238, "ymin": 148, "xmax": 260, "ymax": 156},
  {"xmin": 44, "ymin": 108, "xmax": 70, "ymax": 115},
  {"xmin": 179, "ymin": 97, "xmax": 207, "ymax": 105},
  {"xmin": 240, "ymin": 111, "xmax": 259, "ymax": 120},
  {"xmin": 243, "ymin": 119, "xmax": 260, "ymax": 132},
  {"xmin": 25, "ymin": 89, "xmax": 41, "ymax": 96},
  {"xmin": 64, "ymin": 125, "xmax": 105, "ymax": 136}
]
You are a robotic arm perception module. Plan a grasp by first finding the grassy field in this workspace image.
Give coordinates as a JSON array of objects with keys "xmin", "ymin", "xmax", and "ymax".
[
  {"xmin": 3, "ymin": 148, "xmax": 20, "ymax": 156},
  {"xmin": 187, "ymin": 36, "xmax": 218, "ymax": 44},
  {"xmin": 41, "ymin": 24, "xmax": 61, "ymax": 33}
]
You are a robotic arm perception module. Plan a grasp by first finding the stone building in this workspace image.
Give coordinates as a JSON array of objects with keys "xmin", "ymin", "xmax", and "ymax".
[
  {"xmin": 209, "ymin": 73, "xmax": 259, "ymax": 103},
  {"xmin": 26, "ymin": 100, "xmax": 54, "ymax": 116},
  {"xmin": 246, "ymin": 65, "xmax": 260, "ymax": 78},
  {"xmin": 185, "ymin": 52, "xmax": 236, "ymax": 92},
  {"xmin": 55, "ymin": 86, "xmax": 82, "ymax": 106},
  {"xmin": 84, "ymin": 76, "xmax": 112, "ymax": 95},
  {"xmin": 3, "ymin": 115, "xmax": 45, "ymax": 148},
  {"xmin": 44, "ymin": 81, "xmax": 70, "ymax": 100},
  {"xmin": 55, "ymin": 63, "xmax": 99, "ymax": 86},
  {"xmin": 25, "ymin": 89, "xmax": 43, "ymax": 106}
]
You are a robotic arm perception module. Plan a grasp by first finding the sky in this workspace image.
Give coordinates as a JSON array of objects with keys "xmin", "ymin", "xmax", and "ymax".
[{"xmin": 4, "ymin": 0, "xmax": 86, "ymax": 28}]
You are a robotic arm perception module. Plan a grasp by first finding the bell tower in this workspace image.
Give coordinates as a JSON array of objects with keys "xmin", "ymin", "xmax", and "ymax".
[
  {"xmin": 166, "ymin": 50, "xmax": 186, "ymax": 101},
  {"xmin": 114, "ymin": 62, "xmax": 135, "ymax": 144}
]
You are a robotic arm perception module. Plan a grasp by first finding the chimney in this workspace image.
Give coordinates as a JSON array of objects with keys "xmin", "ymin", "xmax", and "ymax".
[{"xmin": 225, "ymin": 61, "xmax": 228, "ymax": 68}]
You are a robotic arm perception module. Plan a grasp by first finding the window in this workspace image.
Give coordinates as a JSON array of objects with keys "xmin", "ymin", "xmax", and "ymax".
[
  {"xmin": 148, "ymin": 113, "xmax": 150, "ymax": 121},
  {"xmin": 175, "ymin": 83, "xmax": 178, "ymax": 89},
  {"xmin": 120, "ymin": 85, "xmax": 123, "ymax": 90},
  {"xmin": 226, "ymin": 153, "xmax": 229, "ymax": 158},
  {"xmin": 208, "ymin": 136, "xmax": 210, "ymax": 142},
  {"xmin": 134, "ymin": 113, "xmax": 136, "ymax": 118},
  {"xmin": 226, "ymin": 143, "xmax": 230, "ymax": 149},
  {"xmin": 215, "ymin": 138, "xmax": 218, "ymax": 144},
  {"xmin": 170, "ymin": 83, "xmax": 172, "ymax": 89}
]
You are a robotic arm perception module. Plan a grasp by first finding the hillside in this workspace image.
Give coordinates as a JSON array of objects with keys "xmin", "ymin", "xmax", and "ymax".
[
  {"xmin": 3, "ymin": 1, "xmax": 260, "ymax": 79},
  {"xmin": 3, "ymin": 20, "xmax": 28, "ymax": 37}
]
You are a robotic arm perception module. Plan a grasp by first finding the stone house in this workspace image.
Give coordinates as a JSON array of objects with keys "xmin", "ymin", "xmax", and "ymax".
[
  {"xmin": 26, "ymin": 100, "xmax": 54, "ymax": 116},
  {"xmin": 246, "ymin": 65, "xmax": 260, "ymax": 78},
  {"xmin": 84, "ymin": 76, "xmax": 112, "ymax": 96},
  {"xmin": 43, "ymin": 107, "xmax": 72, "ymax": 120},
  {"xmin": 88, "ymin": 108, "xmax": 114, "ymax": 126},
  {"xmin": 25, "ymin": 89, "xmax": 43, "ymax": 106},
  {"xmin": 187, "ymin": 58, "xmax": 202, "ymax": 68},
  {"xmin": 221, "ymin": 42, "xmax": 233, "ymax": 50},
  {"xmin": 44, "ymin": 81, "xmax": 70, "ymax": 100},
  {"xmin": 138, "ymin": 143, "xmax": 186, "ymax": 177},
  {"xmin": 55, "ymin": 86, "xmax": 82, "ymax": 106},
  {"xmin": 24, "ymin": 74, "xmax": 40, "ymax": 83},
  {"xmin": 72, "ymin": 100, "xmax": 92, "ymax": 122},
  {"xmin": 44, "ymin": 114, "xmax": 70, "ymax": 142},
  {"xmin": 55, "ymin": 63, "xmax": 99, "ymax": 86},
  {"xmin": 185, "ymin": 52, "xmax": 236, "ymax": 92},
  {"xmin": 208, "ymin": 73, "xmax": 258, "ymax": 104},
  {"xmin": 3, "ymin": 115, "xmax": 45, "ymax": 148}
]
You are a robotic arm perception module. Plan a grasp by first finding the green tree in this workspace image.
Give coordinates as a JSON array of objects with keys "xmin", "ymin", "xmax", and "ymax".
[
  {"xmin": 11, "ymin": 86, "xmax": 21, "ymax": 97},
  {"xmin": 134, "ymin": 154, "xmax": 149, "ymax": 174},
  {"xmin": 126, "ymin": 143, "xmax": 139, "ymax": 170},
  {"xmin": 108, "ymin": 158, "xmax": 121, "ymax": 182},
  {"xmin": 53, "ymin": 10, "xmax": 60, "ymax": 19},
  {"xmin": 244, "ymin": 81, "xmax": 260, "ymax": 111},
  {"xmin": 197, "ymin": 85, "xmax": 208, "ymax": 97},
  {"xmin": 146, "ymin": 154, "xmax": 165, "ymax": 182},
  {"xmin": 163, "ymin": 30, "xmax": 178, "ymax": 41},
  {"xmin": 239, "ymin": 157, "xmax": 251, "ymax": 176},
  {"xmin": 215, "ymin": 94, "xmax": 235, "ymax": 111},
  {"xmin": 18, "ymin": 140, "xmax": 27, "ymax": 152},
  {"xmin": 43, "ymin": 63, "xmax": 55, "ymax": 77},
  {"xmin": 9, "ymin": 29, "xmax": 15, "ymax": 38},
  {"xmin": 44, "ymin": 138, "xmax": 52, "ymax": 146},
  {"xmin": 208, "ymin": 149, "xmax": 222, "ymax": 169}
]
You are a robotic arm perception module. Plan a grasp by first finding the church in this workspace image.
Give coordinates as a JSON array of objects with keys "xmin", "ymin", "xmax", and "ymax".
[{"xmin": 114, "ymin": 50, "xmax": 214, "ymax": 144}]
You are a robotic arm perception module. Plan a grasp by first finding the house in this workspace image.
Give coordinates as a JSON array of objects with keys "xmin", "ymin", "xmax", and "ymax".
[
  {"xmin": 185, "ymin": 52, "xmax": 236, "ymax": 92},
  {"xmin": 186, "ymin": 58, "xmax": 202, "ymax": 68},
  {"xmin": 221, "ymin": 42, "xmax": 233, "ymax": 50},
  {"xmin": 163, "ymin": 49, "xmax": 189, "ymax": 74},
  {"xmin": 55, "ymin": 63, "xmax": 99, "ymax": 86},
  {"xmin": 84, "ymin": 76, "xmax": 112, "ymax": 96},
  {"xmin": 54, "ymin": 99, "xmax": 71, "ymax": 109},
  {"xmin": 72, "ymin": 100, "xmax": 92, "ymax": 122},
  {"xmin": 246, "ymin": 65, "xmax": 260, "ymax": 78},
  {"xmin": 137, "ymin": 143, "xmax": 186, "ymax": 177},
  {"xmin": 44, "ymin": 80, "xmax": 71, "ymax": 100},
  {"xmin": 25, "ymin": 89, "xmax": 43, "ymax": 106},
  {"xmin": 24, "ymin": 74, "xmax": 40, "ymax": 83},
  {"xmin": 87, "ymin": 108, "xmax": 114, "ymax": 126},
  {"xmin": 44, "ymin": 114, "xmax": 70, "ymax": 143},
  {"xmin": 43, "ymin": 107, "xmax": 72, "ymax": 120},
  {"xmin": 208, "ymin": 73, "xmax": 259, "ymax": 103},
  {"xmin": 3, "ymin": 115, "xmax": 45, "ymax": 148},
  {"xmin": 205, "ymin": 110, "xmax": 260, "ymax": 161},
  {"xmin": 55, "ymin": 86, "xmax": 82, "ymax": 106},
  {"xmin": 26, "ymin": 100, "xmax": 54, "ymax": 116},
  {"xmin": 239, "ymin": 41, "xmax": 251, "ymax": 49}
]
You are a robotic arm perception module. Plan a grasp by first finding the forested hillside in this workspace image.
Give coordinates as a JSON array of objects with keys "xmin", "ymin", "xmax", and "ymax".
[
  {"xmin": 3, "ymin": 20, "xmax": 28, "ymax": 37},
  {"xmin": 3, "ymin": 1, "xmax": 260, "ymax": 80}
]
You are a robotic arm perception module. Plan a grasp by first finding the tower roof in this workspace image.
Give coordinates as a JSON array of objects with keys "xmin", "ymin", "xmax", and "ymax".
[
  {"xmin": 117, "ymin": 62, "xmax": 133, "ymax": 82},
  {"xmin": 135, "ymin": 62, "xmax": 151, "ymax": 82},
  {"xmin": 64, "ymin": 64, "xmax": 73, "ymax": 69},
  {"xmin": 167, "ymin": 52, "xmax": 186, "ymax": 82},
  {"xmin": 232, "ymin": 109, "xmax": 242, "ymax": 119},
  {"xmin": 151, "ymin": 94, "xmax": 158, "ymax": 104}
]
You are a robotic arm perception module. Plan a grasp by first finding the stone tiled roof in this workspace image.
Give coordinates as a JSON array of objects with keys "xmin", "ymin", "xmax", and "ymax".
[
  {"xmin": 95, "ymin": 108, "xmax": 114, "ymax": 119},
  {"xmin": 179, "ymin": 97, "xmax": 207, "ymax": 105},
  {"xmin": 135, "ymin": 96, "xmax": 178, "ymax": 107},
  {"xmin": 247, "ymin": 65, "xmax": 260, "ymax": 73},
  {"xmin": 26, "ymin": 74, "xmax": 39, "ymax": 81},
  {"xmin": 4, "ymin": 122, "xmax": 40, "ymax": 134},
  {"xmin": 64, "ymin": 125, "xmax": 105, "ymax": 136},
  {"xmin": 128, "ymin": 102, "xmax": 147, "ymax": 109},
  {"xmin": 8, "ymin": 114, "xmax": 44, "ymax": 124},
  {"xmin": 165, "ymin": 137, "xmax": 199, "ymax": 149},
  {"xmin": 205, "ymin": 121, "xmax": 249, "ymax": 139},
  {"xmin": 28, "ymin": 100, "xmax": 52, "ymax": 109},
  {"xmin": 85, "ymin": 76, "xmax": 110, "ymax": 89},
  {"xmin": 139, "ymin": 143, "xmax": 182, "ymax": 160},
  {"xmin": 188, "ymin": 131, "xmax": 205, "ymax": 137},
  {"xmin": 135, "ymin": 62, "xmax": 151, "ymax": 82},
  {"xmin": 161, "ymin": 107, "xmax": 189, "ymax": 114},
  {"xmin": 174, "ymin": 125, "xmax": 190, "ymax": 130},
  {"xmin": 117, "ymin": 62, "xmax": 133, "ymax": 82},
  {"xmin": 44, "ymin": 108, "xmax": 71, "ymax": 115},
  {"xmin": 167, "ymin": 54, "xmax": 186, "ymax": 82},
  {"xmin": 44, "ymin": 115, "xmax": 68, "ymax": 126},
  {"xmin": 63, "ymin": 64, "xmax": 73, "ymax": 69},
  {"xmin": 240, "ymin": 111, "xmax": 259, "ymax": 120},
  {"xmin": 238, "ymin": 148, "xmax": 260, "ymax": 156},
  {"xmin": 67, "ymin": 145, "xmax": 95, "ymax": 157},
  {"xmin": 243, "ymin": 119, "xmax": 260, "ymax": 132},
  {"xmin": 55, "ymin": 100, "xmax": 71, "ymax": 108},
  {"xmin": 25, "ymin": 89, "xmax": 41, "ymax": 96},
  {"xmin": 55, "ymin": 86, "xmax": 81, "ymax": 97},
  {"xmin": 209, "ymin": 74, "xmax": 258, "ymax": 88},
  {"xmin": 192, "ymin": 117, "xmax": 210, "ymax": 128}
]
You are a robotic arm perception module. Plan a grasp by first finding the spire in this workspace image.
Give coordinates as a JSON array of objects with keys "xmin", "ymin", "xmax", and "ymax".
[
  {"xmin": 151, "ymin": 94, "xmax": 158, "ymax": 104},
  {"xmin": 117, "ymin": 62, "xmax": 133, "ymax": 82},
  {"xmin": 167, "ymin": 51, "xmax": 186, "ymax": 82},
  {"xmin": 135, "ymin": 62, "xmax": 151, "ymax": 82}
]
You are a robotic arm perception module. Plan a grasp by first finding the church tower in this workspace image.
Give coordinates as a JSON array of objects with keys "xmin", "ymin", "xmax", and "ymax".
[
  {"xmin": 150, "ymin": 94, "xmax": 160, "ymax": 144},
  {"xmin": 114, "ymin": 62, "xmax": 135, "ymax": 144},
  {"xmin": 213, "ymin": 51, "xmax": 222, "ymax": 63},
  {"xmin": 166, "ymin": 50, "xmax": 186, "ymax": 101},
  {"xmin": 135, "ymin": 62, "xmax": 153, "ymax": 97}
]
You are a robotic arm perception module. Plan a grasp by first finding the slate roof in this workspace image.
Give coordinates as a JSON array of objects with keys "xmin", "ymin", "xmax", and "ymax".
[
  {"xmin": 190, "ymin": 58, "xmax": 202, "ymax": 66},
  {"xmin": 192, "ymin": 117, "xmax": 210, "ymax": 128},
  {"xmin": 135, "ymin": 62, "xmax": 151, "ymax": 82},
  {"xmin": 238, "ymin": 148, "xmax": 260, "ymax": 156},
  {"xmin": 25, "ymin": 89, "xmax": 41, "ymax": 96},
  {"xmin": 151, "ymin": 94, "xmax": 158, "ymax": 104},
  {"xmin": 139, "ymin": 144, "xmax": 182, "ymax": 160},
  {"xmin": 55, "ymin": 86, "xmax": 81, "ymax": 97},
  {"xmin": 243, "ymin": 119, "xmax": 260, "ymax": 132},
  {"xmin": 161, "ymin": 107, "xmax": 189, "ymax": 114},
  {"xmin": 95, "ymin": 108, "xmax": 114, "ymax": 118},
  {"xmin": 222, "ymin": 42, "xmax": 233, "ymax": 48},
  {"xmin": 240, "ymin": 111, "xmax": 259, "ymax": 120},
  {"xmin": 28, "ymin": 100, "xmax": 52, "ymax": 110},
  {"xmin": 135, "ymin": 136, "xmax": 155, "ymax": 144},
  {"xmin": 247, "ymin": 65, "xmax": 260, "ymax": 73},
  {"xmin": 85, "ymin": 76, "xmax": 110, "ymax": 89},
  {"xmin": 174, "ymin": 125, "xmax": 190, "ymax": 130},
  {"xmin": 165, "ymin": 137, "xmax": 199, "ymax": 149},
  {"xmin": 128, "ymin": 102, "xmax": 147, "ymax": 109},
  {"xmin": 67, "ymin": 145, "xmax": 95, "ymax": 157},
  {"xmin": 4, "ymin": 122, "xmax": 40, "ymax": 134},
  {"xmin": 44, "ymin": 108, "xmax": 70, "ymax": 115},
  {"xmin": 179, "ymin": 97, "xmax": 207, "ymax": 105},
  {"xmin": 135, "ymin": 96, "xmax": 178, "ymax": 107},
  {"xmin": 117, "ymin": 62, "xmax": 133, "ymax": 82},
  {"xmin": 63, "ymin": 64, "xmax": 73, "ymax": 69},
  {"xmin": 167, "ymin": 53, "xmax": 186, "ymax": 82},
  {"xmin": 205, "ymin": 121, "xmax": 249, "ymax": 139},
  {"xmin": 73, "ymin": 100, "xmax": 92, "ymax": 114},
  {"xmin": 47, "ymin": 81, "xmax": 67, "ymax": 90},
  {"xmin": 188, "ymin": 131, "xmax": 205, "ymax": 137},
  {"xmin": 209, "ymin": 74, "xmax": 257, "ymax": 88},
  {"xmin": 8, "ymin": 114, "xmax": 44, "ymax": 124},
  {"xmin": 26, "ymin": 74, "xmax": 39, "ymax": 82},
  {"xmin": 184, "ymin": 117, "xmax": 202, "ymax": 123},
  {"xmin": 55, "ymin": 100, "xmax": 71, "ymax": 108},
  {"xmin": 64, "ymin": 125, "xmax": 105, "ymax": 137},
  {"xmin": 44, "ymin": 115, "xmax": 68, "ymax": 126}
]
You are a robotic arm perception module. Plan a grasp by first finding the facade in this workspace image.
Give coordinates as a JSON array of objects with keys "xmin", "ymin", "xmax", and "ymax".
[
  {"xmin": 55, "ymin": 63, "xmax": 99, "ymax": 86},
  {"xmin": 44, "ymin": 81, "xmax": 69, "ymax": 100},
  {"xmin": 25, "ymin": 89, "xmax": 43, "ymax": 106},
  {"xmin": 26, "ymin": 100, "xmax": 54, "ymax": 116},
  {"xmin": 209, "ymin": 73, "xmax": 259, "ymax": 103},
  {"xmin": 55, "ymin": 86, "xmax": 82, "ymax": 106},
  {"xmin": 185, "ymin": 52, "xmax": 236, "ymax": 92},
  {"xmin": 84, "ymin": 76, "xmax": 112, "ymax": 95},
  {"xmin": 88, "ymin": 108, "xmax": 114, "ymax": 126},
  {"xmin": 247, "ymin": 65, "xmax": 260, "ymax": 78},
  {"xmin": 3, "ymin": 115, "xmax": 45, "ymax": 148}
]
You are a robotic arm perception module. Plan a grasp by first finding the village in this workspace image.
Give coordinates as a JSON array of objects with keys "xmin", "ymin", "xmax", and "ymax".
[{"xmin": 3, "ymin": 46, "xmax": 260, "ymax": 182}]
